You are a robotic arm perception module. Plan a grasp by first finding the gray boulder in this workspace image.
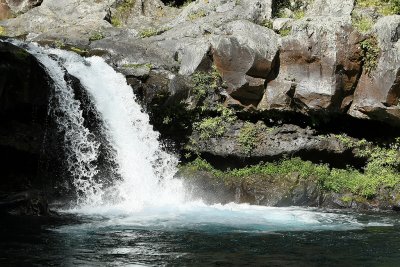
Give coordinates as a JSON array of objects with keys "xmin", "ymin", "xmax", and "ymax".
[{"xmin": 212, "ymin": 20, "xmax": 279, "ymax": 105}]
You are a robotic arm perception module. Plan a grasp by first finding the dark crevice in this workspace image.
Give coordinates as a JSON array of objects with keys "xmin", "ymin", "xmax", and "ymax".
[
  {"xmin": 236, "ymin": 109, "xmax": 400, "ymax": 141},
  {"xmin": 199, "ymin": 148, "xmax": 367, "ymax": 172}
]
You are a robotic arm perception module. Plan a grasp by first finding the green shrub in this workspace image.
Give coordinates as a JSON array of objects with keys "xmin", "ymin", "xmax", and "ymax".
[
  {"xmin": 89, "ymin": 32, "xmax": 105, "ymax": 41},
  {"xmin": 181, "ymin": 138, "xmax": 400, "ymax": 198},
  {"xmin": 238, "ymin": 122, "xmax": 258, "ymax": 155},
  {"xmin": 360, "ymin": 36, "xmax": 380, "ymax": 75},
  {"xmin": 352, "ymin": 14, "xmax": 374, "ymax": 33},
  {"xmin": 279, "ymin": 26, "xmax": 292, "ymax": 36}
]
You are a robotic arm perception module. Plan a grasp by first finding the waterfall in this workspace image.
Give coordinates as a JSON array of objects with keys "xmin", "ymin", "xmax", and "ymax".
[
  {"xmin": 4, "ymin": 41, "xmax": 384, "ymax": 232},
  {"xmin": 19, "ymin": 42, "xmax": 184, "ymax": 210}
]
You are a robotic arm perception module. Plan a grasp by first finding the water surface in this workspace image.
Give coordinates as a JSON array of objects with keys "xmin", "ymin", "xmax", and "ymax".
[{"xmin": 1, "ymin": 205, "xmax": 400, "ymax": 266}]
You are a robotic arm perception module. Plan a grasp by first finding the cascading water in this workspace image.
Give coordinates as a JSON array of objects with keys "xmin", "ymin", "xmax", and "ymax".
[
  {"xmin": 19, "ymin": 41, "xmax": 184, "ymax": 210},
  {"xmin": 8, "ymin": 40, "xmax": 390, "ymax": 232}
]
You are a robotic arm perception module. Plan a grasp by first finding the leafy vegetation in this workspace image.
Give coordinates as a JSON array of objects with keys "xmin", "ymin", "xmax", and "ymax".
[
  {"xmin": 279, "ymin": 26, "xmax": 292, "ymax": 36},
  {"xmin": 110, "ymin": 0, "xmax": 135, "ymax": 27},
  {"xmin": 360, "ymin": 36, "xmax": 380, "ymax": 75},
  {"xmin": 193, "ymin": 105, "xmax": 236, "ymax": 140},
  {"xmin": 89, "ymin": 32, "xmax": 105, "ymax": 41},
  {"xmin": 356, "ymin": 0, "xmax": 400, "ymax": 15},
  {"xmin": 352, "ymin": 13, "xmax": 374, "ymax": 33},
  {"xmin": 260, "ymin": 19, "xmax": 273, "ymax": 29},
  {"xmin": 139, "ymin": 27, "xmax": 170, "ymax": 38},
  {"xmin": 238, "ymin": 122, "xmax": 258, "ymax": 155},
  {"xmin": 181, "ymin": 138, "xmax": 400, "ymax": 198}
]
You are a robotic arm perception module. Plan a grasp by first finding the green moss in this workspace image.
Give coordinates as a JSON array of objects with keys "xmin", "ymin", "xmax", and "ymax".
[
  {"xmin": 238, "ymin": 122, "xmax": 258, "ymax": 155},
  {"xmin": 273, "ymin": 0, "xmax": 311, "ymax": 19},
  {"xmin": 54, "ymin": 40, "xmax": 65, "ymax": 48},
  {"xmin": 260, "ymin": 19, "xmax": 273, "ymax": 29},
  {"xmin": 293, "ymin": 9, "xmax": 305, "ymax": 20},
  {"xmin": 279, "ymin": 26, "xmax": 292, "ymax": 36},
  {"xmin": 0, "ymin": 26, "xmax": 6, "ymax": 36},
  {"xmin": 70, "ymin": 46, "xmax": 88, "ymax": 55},
  {"xmin": 352, "ymin": 14, "xmax": 374, "ymax": 33},
  {"xmin": 110, "ymin": 0, "xmax": 135, "ymax": 27},
  {"xmin": 89, "ymin": 32, "xmax": 105, "ymax": 41},
  {"xmin": 356, "ymin": 0, "xmax": 400, "ymax": 15},
  {"xmin": 139, "ymin": 27, "xmax": 170, "ymax": 38},
  {"xmin": 188, "ymin": 9, "xmax": 206, "ymax": 20},
  {"xmin": 340, "ymin": 195, "xmax": 353, "ymax": 203},
  {"xmin": 360, "ymin": 36, "xmax": 380, "ymax": 75}
]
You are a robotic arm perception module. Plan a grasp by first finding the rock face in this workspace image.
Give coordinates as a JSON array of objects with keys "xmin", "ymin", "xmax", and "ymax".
[
  {"xmin": 212, "ymin": 20, "xmax": 279, "ymax": 105},
  {"xmin": 6, "ymin": 0, "xmax": 42, "ymax": 14},
  {"xmin": 179, "ymin": 169, "xmax": 400, "ymax": 211},
  {"xmin": 349, "ymin": 16, "xmax": 400, "ymax": 126},
  {"xmin": 0, "ymin": 41, "xmax": 53, "ymax": 215},
  {"xmin": 191, "ymin": 122, "xmax": 348, "ymax": 160},
  {"xmin": 259, "ymin": 4, "xmax": 363, "ymax": 113}
]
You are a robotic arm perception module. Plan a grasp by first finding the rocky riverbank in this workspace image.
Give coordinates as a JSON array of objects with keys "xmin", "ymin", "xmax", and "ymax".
[{"xmin": 0, "ymin": 0, "xmax": 399, "ymax": 212}]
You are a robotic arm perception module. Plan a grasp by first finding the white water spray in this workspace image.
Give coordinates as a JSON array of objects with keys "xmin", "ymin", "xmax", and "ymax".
[
  {"xmin": 53, "ymin": 50, "xmax": 185, "ymax": 210},
  {"xmin": 19, "ymin": 42, "xmax": 184, "ymax": 209}
]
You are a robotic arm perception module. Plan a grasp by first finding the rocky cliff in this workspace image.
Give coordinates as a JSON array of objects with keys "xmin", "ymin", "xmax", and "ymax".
[{"xmin": 0, "ymin": 0, "xmax": 399, "ymax": 212}]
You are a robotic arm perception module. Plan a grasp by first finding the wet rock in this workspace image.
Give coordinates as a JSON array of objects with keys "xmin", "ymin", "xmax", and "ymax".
[
  {"xmin": 0, "ymin": 190, "xmax": 48, "ymax": 216},
  {"xmin": 349, "ymin": 16, "xmax": 400, "ymax": 126}
]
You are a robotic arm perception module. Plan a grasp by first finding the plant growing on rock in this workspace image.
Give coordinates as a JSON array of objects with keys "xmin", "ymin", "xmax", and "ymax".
[
  {"xmin": 89, "ymin": 32, "xmax": 105, "ymax": 41},
  {"xmin": 356, "ymin": 0, "xmax": 400, "ymax": 15},
  {"xmin": 360, "ymin": 36, "xmax": 380, "ymax": 75},
  {"xmin": 110, "ymin": 0, "xmax": 135, "ymax": 27},
  {"xmin": 193, "ymin": 105, "xmax": 237, "ymax": 140},
  {"xmin": 352, "ymin": 13, "xmax": 374, "ymax": 33},
  {"xmin": 238, "ymin": 122, "xmax": 258, "ymax": 155},
  {"xmin": 0, "ymin": 26, "xmax": 6, "ymax": 36},
  {"xmin": 181, "ymin": 138, "xmax": 400, "ymax": 199},
  {"xmin": 139, "ymin": 27, "xmax": 171, "ymax": 38}
]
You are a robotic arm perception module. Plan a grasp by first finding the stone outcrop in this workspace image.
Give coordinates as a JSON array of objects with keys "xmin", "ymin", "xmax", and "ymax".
[
  {"xmin": 259, "ymin": 1, "xmax": 363, "ymax": 113},
  {"xmin": 0, "ymin": 41, "xmax": 52, "ymax": 215},
  {"xmin": 212, "ymin": 20, "xmax": 279, "ymax": 105},
  {"xmin": 349, "ymin": 16, "xmax": 400, "ymax": 126},
  {"xmin": 190, "ymin": 121, "xmax": 351, "ymax": 162},
  {"xmin": 179, "ymin": 167, "xmax": 400, "ymax": 211}
]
